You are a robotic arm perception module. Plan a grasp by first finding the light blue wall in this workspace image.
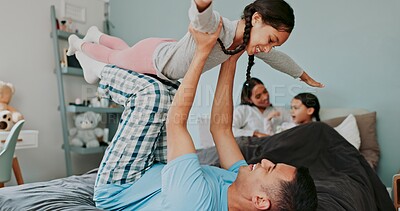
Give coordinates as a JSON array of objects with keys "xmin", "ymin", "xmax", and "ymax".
[{"xmin": 109, "ymin": 0, "xmax": 400, "ymax": 186}]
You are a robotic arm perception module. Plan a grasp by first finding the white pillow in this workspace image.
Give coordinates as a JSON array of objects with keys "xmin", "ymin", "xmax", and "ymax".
[{"xmin": 334, "ymin": 114, "xmax": 361, "ymax": 150}]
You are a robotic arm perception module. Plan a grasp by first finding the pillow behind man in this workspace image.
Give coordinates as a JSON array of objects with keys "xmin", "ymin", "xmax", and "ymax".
[{"xmin": 323, "ymin": 112, "xmax": 379, "ymax": 170}]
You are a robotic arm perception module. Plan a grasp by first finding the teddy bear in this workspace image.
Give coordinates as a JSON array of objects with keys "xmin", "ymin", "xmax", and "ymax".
[
  {"xmin": 0, "ymin": 110, "xmax": 15, "ymax": 131},
  {"xmin": 69, "ymin": 111, "xmax": 104, "ymax": 148},
  {"xmin": 0, "ymin": 81, "xmax": 24, "ymax": 131}
]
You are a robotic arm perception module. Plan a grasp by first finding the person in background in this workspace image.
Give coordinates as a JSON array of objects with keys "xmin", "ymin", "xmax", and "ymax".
[
  {"xmin": 232, "ymin": 77, "xmax": 291, "ymax": 137},
  {"xmin": 267, "ymin": 92, "xmax": 320, "ymax": 134}
]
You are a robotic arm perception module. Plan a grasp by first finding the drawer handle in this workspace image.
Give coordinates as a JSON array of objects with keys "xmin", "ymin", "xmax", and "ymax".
[{"xmin": 0, "ymin": 138, "xmax": 23, "ymax": 143}]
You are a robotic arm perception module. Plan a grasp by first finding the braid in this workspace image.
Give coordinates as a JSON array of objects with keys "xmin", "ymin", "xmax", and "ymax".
[
  {"xmin": 217, "ymin": 4, "xmax": 255, "ymax": 55},
  {"xmin": 243, "ymin": 5, "xmax": 255, "ymax": 86},
  {"xmin": 245, "ymin": 55, "xmax": 255, "ymax": 86},
  {"xmin": 217, "ymin": 38, "xmax": 245, "ymax": 55}
]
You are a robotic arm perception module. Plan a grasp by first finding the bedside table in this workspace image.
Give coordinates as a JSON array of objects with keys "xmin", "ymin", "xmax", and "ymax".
[
  {"xmin": 0, "ymin": 130, "xmax": 39, "ymax": 185},
  {"xmin": 0, "ymin": 130, "xmax": 39, "ymax": 149}
]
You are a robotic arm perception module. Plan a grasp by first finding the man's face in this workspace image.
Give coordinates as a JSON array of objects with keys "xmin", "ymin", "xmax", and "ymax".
[{"xmin": 236, "ymin": 159, "xmax": 296, "ymax": 193}]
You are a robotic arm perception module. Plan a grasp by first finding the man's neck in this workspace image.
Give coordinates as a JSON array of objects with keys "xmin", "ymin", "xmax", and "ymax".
[{"xmin": 227, "ymin": 183, "xmax": 254, "ymax": 211}]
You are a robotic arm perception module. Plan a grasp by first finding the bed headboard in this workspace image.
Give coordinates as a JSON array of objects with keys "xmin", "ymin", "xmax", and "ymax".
[{"xmin": 319, "ymin": 108, "xmax": 370, "ymax": 120}]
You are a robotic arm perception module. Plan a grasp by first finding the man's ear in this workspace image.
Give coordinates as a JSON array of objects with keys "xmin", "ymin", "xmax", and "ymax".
[
  {"xmin": 252, "ymin": 195, "xmax": 271, "ymax": 210},
  {"xmin": 306, "ymin": 107, "xmax": 315, "ymax": 116}
]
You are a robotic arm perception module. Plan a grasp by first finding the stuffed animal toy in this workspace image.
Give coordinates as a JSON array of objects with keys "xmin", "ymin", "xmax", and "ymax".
[
  {"xmin": 0, "ymin": 81, "xmax": 23, "ymax": 131},
  {"xmin": 0, "ymin": 110, "xmax": 14, "ymax": 131},
  {"xmin": 69, "ymin": 111, "xmax": 103, "ymax": 148}
]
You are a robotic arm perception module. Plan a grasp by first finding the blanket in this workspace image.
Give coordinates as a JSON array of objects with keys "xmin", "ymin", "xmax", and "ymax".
[
  {"xmin": 198, "ymin": 122, "xmax": 394, "ymax": 211},
  {"xmin": 0, "ymin": 169, "xmax": 100, "ymax": 211}
]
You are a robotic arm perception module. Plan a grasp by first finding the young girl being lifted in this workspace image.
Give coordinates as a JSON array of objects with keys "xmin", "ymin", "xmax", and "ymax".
[{"xmin": 68, "ymin": 0, "xmax": 324, "ymax": 88}]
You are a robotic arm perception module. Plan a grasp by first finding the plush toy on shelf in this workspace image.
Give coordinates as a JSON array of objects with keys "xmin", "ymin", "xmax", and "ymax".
[
  {"xmin": 0, "ymin": 80, "xmax": 24, "ymax": 131},
  {"xmin": 0, "ymin": 110, "xmax": 15, "ymax": 131},
  {"xmin": 69, "ymin": 111, "xmax": 104, "ymax": 148}
]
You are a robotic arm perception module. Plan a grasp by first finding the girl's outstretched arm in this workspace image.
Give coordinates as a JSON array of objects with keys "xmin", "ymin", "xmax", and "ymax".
[
  {"xmin": 256, "ymin": 49, "xmax": 324, "ymax": 88},
  {"xmin": 299, "ymin": 71, "xmax": 325, "ymax": 88}
]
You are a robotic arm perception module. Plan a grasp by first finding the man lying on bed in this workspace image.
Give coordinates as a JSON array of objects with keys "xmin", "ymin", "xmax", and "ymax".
[{"xmin": 91, "ymin": 23, "xmax": 317, "ymax": 210}]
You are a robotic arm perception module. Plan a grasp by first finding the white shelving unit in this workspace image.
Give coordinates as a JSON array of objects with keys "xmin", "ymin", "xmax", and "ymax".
[{"xmin": 50, "ymin": 5, "xmax": 122, "ymax": 176}]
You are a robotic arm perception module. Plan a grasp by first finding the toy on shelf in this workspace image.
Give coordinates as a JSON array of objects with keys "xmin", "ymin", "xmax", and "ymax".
[
  {"xmin": 69, "ymin": 111, "xmax": 104, "ymax": 148},
  {"xmin": 0, "ymin": 81, "xmax": 24, "ymax": 131}
]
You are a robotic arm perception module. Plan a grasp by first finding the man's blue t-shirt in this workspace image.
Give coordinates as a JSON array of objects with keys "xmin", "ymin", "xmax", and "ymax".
[{"xmin": 94, "ymin": 153, "xmax": 247, "ymax": 210}]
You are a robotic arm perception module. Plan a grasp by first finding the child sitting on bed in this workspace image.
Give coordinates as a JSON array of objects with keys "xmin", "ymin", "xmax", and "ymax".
[
  {"xmin": 267, "ymin": 92, "xmax": 321, "ymax": 134},
  {"xmin": 67, "ymin": 0, "xmax": 324, "ymax": 88}
]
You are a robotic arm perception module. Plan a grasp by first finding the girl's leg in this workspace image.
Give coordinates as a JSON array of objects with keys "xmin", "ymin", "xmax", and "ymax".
[
  {"xmin": 75, "ymin": 51, "xmax": 106, "ymax": 84},
  {"xmin": 82, "ymin": 38, "xmax": 163, "ymax": 75},
  {"xmin": 71, "ymin": 36, "xmax": 164, "ymax": 76},
  {"xmin": 99, "ymin": 34, "xmax": 130, "ymax": 50},
  {"xmin": 84, "ymin": 26, "xmax": 129, "ymax": 50},
  {"xmin": 66, "ymin": 35, "xmax": 85, "ymax": 56},
  {"xmin": 81, "ymin": 42, "xmax": 115, "ymax": 64}
]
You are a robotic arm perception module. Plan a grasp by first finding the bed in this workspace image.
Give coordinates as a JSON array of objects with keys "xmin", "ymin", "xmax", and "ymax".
[
  {"xmin": 0, "ymin": 168, "xmax": 100, "ymax": 211},
  {"xmin": 198, "ymin": 108, "xmax": 381, "ymax": 170},
  {"xmin": 0, "ymin": 110, "xmax": 394, "ymax": 210},
  {"xmin": 197, "ymin": 122, "xmax": 394, "ymax": 211}
]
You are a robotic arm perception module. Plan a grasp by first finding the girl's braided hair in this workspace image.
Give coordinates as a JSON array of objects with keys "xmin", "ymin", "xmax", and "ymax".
[{"xmin": 217, "ymin": 0, "xmax": 294, "ymax": 85}]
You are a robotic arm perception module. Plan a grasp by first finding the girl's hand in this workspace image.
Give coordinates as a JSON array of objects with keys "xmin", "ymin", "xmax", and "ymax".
[
  {"xmin": 189, "ymin": 17, "xmax": 223, "ymax": 55},
  {"xmin": 266, "ymin": 111, "xmax": 281, "ymax": 121},
  {"xmin": 299, "ymin": 71, "xmax": 325, "ymax": 88},
  {"xmin": 253, "ymin": 131, "xmax": 270, "ymax": 138}
]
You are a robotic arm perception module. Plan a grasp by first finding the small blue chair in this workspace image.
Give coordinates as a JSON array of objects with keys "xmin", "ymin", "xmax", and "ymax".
[{"xmin": 0, "ymin": 120, "xmax": 25, "ymax": 188}]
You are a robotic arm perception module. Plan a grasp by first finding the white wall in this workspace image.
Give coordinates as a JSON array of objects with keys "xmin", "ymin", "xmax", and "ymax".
[{"xmin": 0, "ymin": 0, "xmax": 105, "ymax": 185}]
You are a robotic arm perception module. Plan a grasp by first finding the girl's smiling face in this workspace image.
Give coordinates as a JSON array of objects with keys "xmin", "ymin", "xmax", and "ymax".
[
  {"xmin": 246, "ymin": 12, "xmax": 291, "ymax": 55},
  {"xmin": 249, "ymin": 84, "xmax": 271, "ymax": 110}
]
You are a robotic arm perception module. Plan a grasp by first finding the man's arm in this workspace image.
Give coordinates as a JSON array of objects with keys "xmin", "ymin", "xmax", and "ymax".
[
  {"xmin": 210, "ymin": 52, "xmax": 245, "ymax": 170},
  {"xmin": 166, "ymin": 21, "xmax": 222, "ymax": 162}
]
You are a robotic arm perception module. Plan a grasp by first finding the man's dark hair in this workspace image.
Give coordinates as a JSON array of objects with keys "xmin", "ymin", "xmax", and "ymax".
[{"xmin": 276, "ymin": 167, "xmax": 318, "ymax": 211}]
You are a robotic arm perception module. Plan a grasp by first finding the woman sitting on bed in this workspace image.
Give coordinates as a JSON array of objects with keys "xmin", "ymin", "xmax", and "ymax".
[
  {"xmin": 232, "ymin": 78, "xmax": 320, "ymax": 137},
  {"xmin": 232, "ymin": 77, "xmax": 292, "ymax": 138}
]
